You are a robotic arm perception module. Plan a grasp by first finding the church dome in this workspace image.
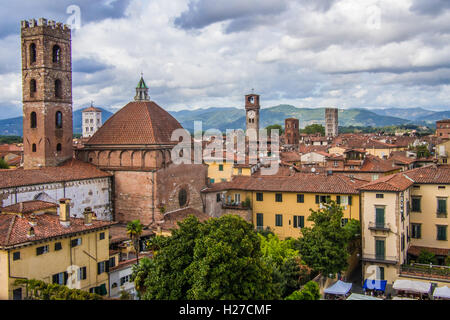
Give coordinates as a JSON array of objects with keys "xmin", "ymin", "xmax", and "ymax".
[{"xmin": 86, "ymin": 100, "xmax": 183, "ymax": 145}]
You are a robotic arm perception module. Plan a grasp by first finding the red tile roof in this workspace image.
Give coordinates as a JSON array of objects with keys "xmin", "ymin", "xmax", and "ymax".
[
  {"xmin": 358, "ymin": 172, "xmax": 414, "ymax": 192},
  {"xmin": 0, "ymin": 159, "xmax": 111, "ymax": 189},
  {"xmin": 1, "ymin": 200, "xmax": 57, "ymax": 214},
  {"xmin": 82, "ymin": 106, "xmax": 102, "ymax": 112},
  {"xmin": 403, "ymin": 164, "xmax": 450, "ymax": 184},
  {"xmin": 203, "ymin": 172, "xmax": 365, "ymax": 194},
  {"xmin": 408, "ymin": 245, "xmax": 449, "ymax": 257},
  {"xmin": 0, "ymin": 212, "xmax": 115, "ymax": 248},
  {"xmin": 86, "ymin": 101, "xmax": 183, "ymax": 145},
  {"xmin": 109, "ymin": 223, "xmax": 154, "ymax": 244}
]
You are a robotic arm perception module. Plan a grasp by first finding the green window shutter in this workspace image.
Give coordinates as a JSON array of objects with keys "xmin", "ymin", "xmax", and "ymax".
[
  {"xmin": 336, "ymin": 196, "xmax": 341, "ymax": 204},
  {"xmin": 299, "ymin": 216, "xmax": 305, "ymax": 228},
  {"xmin": 348, "ymin": 196, "xmax": 352, "ymax": 205},
  {"xmin": 375, "ymin": 240, "xmax": 385, "ymax": 259},
  {"xmin": 293, "ymin": 216, "xmax": 298, "ymax": 228},
  {"xmin": 438, "ymin": 199, "xmax": 447, "ymax": 213},
  {"xmin": 375, "ymin": 207, "xmax": 385, "ymax": 226},
  {"xmin": 315, "ymin": 195, "xmax": 319, "ymax": 204},
  {"xmin": 256, "ymin": 213, "xmax": 263, "ymax": 227}
]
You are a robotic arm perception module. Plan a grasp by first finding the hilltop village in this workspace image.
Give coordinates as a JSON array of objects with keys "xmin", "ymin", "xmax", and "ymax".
[{"xmin": 0, "ymin": 18, "xmax": 448, "ymax": 300}]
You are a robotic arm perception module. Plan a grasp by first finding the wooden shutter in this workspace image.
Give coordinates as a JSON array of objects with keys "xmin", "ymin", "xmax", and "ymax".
[
  {"xmin": 315, "ymin": 195, "xmax": 319, "ymax": 204},
  {"xmin": 336, "ymin": 196, "xmax": 341, "ymax": 204},
  {"xmin": 293, "ymin": 216, "xmax": 298, "ymax": 228},
  {"xmin": 299, "ymin": 216, "xmax": 305, "ymax": 228}
]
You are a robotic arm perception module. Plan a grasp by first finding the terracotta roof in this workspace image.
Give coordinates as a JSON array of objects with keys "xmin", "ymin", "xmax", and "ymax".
[
  {"xmin": 298, "ymin": 144, "xmax": 328, "ymax": 154},
  {"xmin": 358, "ymin": 172, "xmax": 414, "ymax": 192},
  {"xmin": 360, "ymin": 155, "xmax": 402, "ymax": 172},
  {"xmin": 151, "ymin": 207, "xmax": 210, "ymax": 231},
  {"xmin": 0, "ymin": 212, "xmax": 115, "ymax": 248},
  {"xmin": 82, "ymin": 106, "xmax": 102, "ymax": 112},
  {"xmin": 403, "ymin": 164, "xmax": 450, "ymax": 184},
  {"xmin": 0, "ymin": 159, "xmax": 111, "ymax": 189},
  {"xmin": 1, "ymin": 200, "xmax": 57, "ymax": 214},
  {"xmin": 203, "ymin": 172, "xmax": 364, "ymax": 194},
  {"xmin": 109, "ymin": 224, "xmax": 154, "ymax": 244},
  {"xmin": 86, "ymin": 101, "xmax": 183, "ymax": 145},
  {"xmin": 436, "ymin": 119, "xmax": 450, "ymax": 123},
  {"xmin": 281, "ymin": 151, "xmax": 301, "ymax": 162}
]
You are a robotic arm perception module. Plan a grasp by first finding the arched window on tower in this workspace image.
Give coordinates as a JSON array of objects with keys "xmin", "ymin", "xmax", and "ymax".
[
  {"xmin": 55, "ymin": 80, "xmax": 62, "ymax": 98},
  {"xmin": 30, "ymin": 112, "xmax": 37, "ymax": 128},
  {"xmin": 52, "ymin": 45, "xmax": 61, "ymax": 63},
  {"xmin": 32, "ymin": 144, "xmax": 37, "ymax": 152},
  {"xmin": 30, "ymin": 79, "xmax": 37, "ymax": 98},
  {"xmin": 30, "ymin": 43, "xmax": 36, "ymax": 64},
  {"xmin": 55, "ymin": 111, "xmax": 63, "ymax": 129},
  {"xmin": 56, "ymin": 143, "xmax": 62, "ymax": 152},
  {"xmin": 179, "ymin": 189, "xmax": 188, "ymax": 207}
]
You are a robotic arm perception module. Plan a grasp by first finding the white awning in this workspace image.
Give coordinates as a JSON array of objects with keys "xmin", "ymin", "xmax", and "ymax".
[
  {"xmin": 433, "ymin": 286, "xmax": 450, "ymax": 299},
  {"xmin": 393, "ymin": 279, "xmax": 431, "ymax": 294},
  {"xmin": 324, "ymin": 280, "xmax": 352, "ymax": 295},
  {"xmin": 346, "ymin": 293, "xmax": 382, "ymax": 300}
]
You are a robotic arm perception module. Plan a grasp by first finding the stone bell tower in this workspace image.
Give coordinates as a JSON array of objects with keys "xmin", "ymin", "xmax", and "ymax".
[
  {"xmin": 245, "ymin": 93, "xmax": 260, "ymax": 140},
  {"xmin": 21, "ymin": 18, "xmax": 73, "ymax": 169}
]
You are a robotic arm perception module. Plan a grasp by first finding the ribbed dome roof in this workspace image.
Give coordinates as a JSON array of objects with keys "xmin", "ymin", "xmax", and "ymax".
[{"xmin": 86, "ymin": 101, "xmax": 183, "ymax": 145}]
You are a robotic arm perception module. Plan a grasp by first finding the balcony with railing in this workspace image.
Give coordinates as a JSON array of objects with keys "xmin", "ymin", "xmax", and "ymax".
[
  {"xmin": 222, "ymin": 201, "xmax": 251, "ymax": 210},
  {"xmin": 400, "ymin": 263, "xmax": 450, "ymax": 281},
  {"xmin": 362, "ymin": 253, "xmax": 398, "ymax": 264},
  {"xmin": 368, "ymin": 222, "xmax": 391, "ymax": 232},
  {"xmin": 436, "ymin": 210, "xmax": 447, "ymax": 218}
]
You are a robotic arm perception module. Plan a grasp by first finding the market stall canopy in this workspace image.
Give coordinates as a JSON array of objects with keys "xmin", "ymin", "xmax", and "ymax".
[
  {"xmin": 324, "ymin": 280, "xmax": 352, "ymax": 295},
  {"xmin": 433, "ymin": 286, "xmax": 450, "ymax": 299},
  {"xmin": 393, "ymin": 279, "xmax": 431, "ymax": 294},
  {"xmin": 363, "ymin": 279, "xmax": 387, "ymax": 292},
  {"xmin": 347, "ymin": 293, "xmax": 382, "ymax": 300}
]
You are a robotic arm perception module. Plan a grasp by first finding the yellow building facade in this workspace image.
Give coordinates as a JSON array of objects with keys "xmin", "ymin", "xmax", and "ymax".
[{"xmin": 0, "ymin": 201, "xmax": 114, "ymax": 300}]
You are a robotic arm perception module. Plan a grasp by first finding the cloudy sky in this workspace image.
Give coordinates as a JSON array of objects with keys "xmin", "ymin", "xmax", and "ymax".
[{"xmin": 0, "ymin": 0, "xmax": 449, "ymax": 118}]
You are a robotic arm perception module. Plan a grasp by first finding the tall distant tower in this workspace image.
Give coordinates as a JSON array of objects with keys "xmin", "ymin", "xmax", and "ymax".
[
  {"xmin": 245, "ymin": 93, "xmax": 260, "ymax": 139},
  {"xmin": 285, "ymin": 118, "xmax": 299, "ymax": 145},
  {"xmin": 21, "ymin": 18, "xmax": 73, "ymax": 169},
  {"xmin": 325, "ymin": 108, "xmax": 338, "ymax": 137},
  {"xmin": 82, "ymin": 103, "xmax": 102, "ymax": 138}
]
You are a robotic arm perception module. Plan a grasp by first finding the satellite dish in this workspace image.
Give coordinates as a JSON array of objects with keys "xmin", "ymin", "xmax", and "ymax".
[{"xmin": 311, "ymin": 167, "xmax": 316, "ymax": 173}]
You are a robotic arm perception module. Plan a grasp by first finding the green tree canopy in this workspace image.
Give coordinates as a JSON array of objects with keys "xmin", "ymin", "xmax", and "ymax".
[
  {"xmin": 285, "ymin": 280, "xmax": 321, "ymax": 300},
  {"xmin": 139, "ymin": 215, "xmax": 277, "ymax": 300},
  {"xmin": 296, "ymin": 201, "xmax": 354, "ymax": 277},
  {"xmin": 0, "ymin": 158, "xmax": 9, "ymax": 169},
  {"xmin": 14, "ymin": 279, "xmax": 102, "ymax": 300},
  {"xmin": 265, "ymin": 124, "xmax": 283, "ymax": 136},
  {"xmin": 300, "ymin": 124, "xmax": 325, "ymax": 135},
  {"xmin": 127, "ymin": 219, "xmax": 144, "ymax": 264}
]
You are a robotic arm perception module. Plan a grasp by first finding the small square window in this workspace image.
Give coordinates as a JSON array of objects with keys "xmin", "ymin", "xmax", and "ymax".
[
  {"xmin": 256, "ymin": 193, "xmax": 263, "ymax": 201},
  {"xmin": 54, "ymin": 242, "xmax": 62, "ymax": 251},
  {"xmin": 71, "ymin": 238, "xmax": 82, "ymax": 248},
  {"xmin": 275, "ymin": 194, "xmax": 283, "ymax": 202},
  {"xmin": 376, "ymin": 194, "xmax": 384, "ymax": 199},
  {"xmin": 13, "ymin": 251, "xmax": 20, "ymax": 261},
  {"xmin": 297, "ymin": 194, "xmax": 304, "ymax": 203},
  {"xmin": 99, "ymin": 232, "xmax": 105, "ymax": 240}
]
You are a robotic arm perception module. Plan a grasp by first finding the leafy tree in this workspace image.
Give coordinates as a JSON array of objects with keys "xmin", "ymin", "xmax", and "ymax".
[
  {"xmin": 285, "ymin": 281, "xmax": 321, "ymax": 300},
  {"xmin": 417, "ymin": 250, "xmax": 437, "ymax": 265},
  {"xmin": 409, "ymin": 144, "xmax": 431, "ymax": 158},
  {"xmin": 258, "ymin": 233, "xmax": 302, "ymax": 298},
  {"xmin": 14, "ymin": 279, "xmax": 102, "ymax": 300},
  {"xmin": 265, "ymin": 124, "xmax": 283, "ymax": 136},
  {"xmin": 0, "ymin": 158, "xmax": 9, "ymax": 169},
  {"xmin": 297, "ymin": 201, "xmax": 353, "ymax": 277},
  {"xmin": 131, "ymin": 256, "xmax": 153, "ymax": 298},
  {"xmin": 186, "ymin": 215, "xmax": 277, "ymax": 299},
  {"xmin": 120, "ymin": 289, "xmax": 132, "ymax": 300},
  {"xmin": 127, "ymin": 219, "xmax": 144, "ymax": 264},
  {"xmin": 140, "ymin": 215, "xmax": 203, "ymax": 300},
  {"xmin": 300, "ymin": 124, "xmax": 325, "ymax": 135}
]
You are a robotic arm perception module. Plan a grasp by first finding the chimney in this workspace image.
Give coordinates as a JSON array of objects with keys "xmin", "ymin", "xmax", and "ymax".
[
  {"xmin": 58, "ymin": 198, "xmax": 71, "ymax": 227},
  {"xmin": 83, "ymin": 207, "xmax": 93, "ymax": 226}
]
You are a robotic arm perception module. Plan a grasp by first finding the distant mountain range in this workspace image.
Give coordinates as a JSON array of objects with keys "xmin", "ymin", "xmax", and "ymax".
[{"xmin": 0, "ymin": 105, "xmax": 447, "ymax": 136}]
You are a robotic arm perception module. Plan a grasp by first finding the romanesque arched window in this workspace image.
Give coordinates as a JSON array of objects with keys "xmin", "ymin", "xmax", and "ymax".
[
  {"xmin": 30, "ymin": 79, "xmax": 37, "ymax": 98},
  {"xmin": 179, "ymin": 189, "xmax": 188, "ymax": 207},
  {"xmin": 55, "ymin": 111, "xmax": 63, "ymax": 129},
  {"xmin": 30, "ymin": 112, "xmax": 37, "ymax": 128},
  {"xmin": 56, "ymin": 143, "xmax": 62, "ymax": 152},
  {"xmin": 52, "ymin": 45, "xmax": 61, "ymax": 63},
  {"xmin": 55, "ymin": 80, "xmax": 62, "ymax": 98},
  {"xmin": 30, "ymin": 43, "xmax": 36, "ymax": 64}
]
